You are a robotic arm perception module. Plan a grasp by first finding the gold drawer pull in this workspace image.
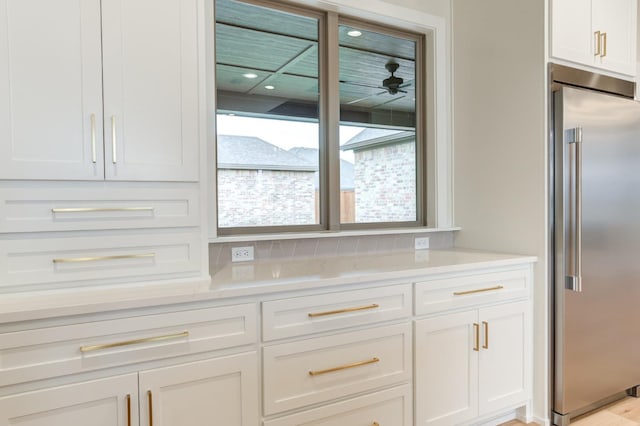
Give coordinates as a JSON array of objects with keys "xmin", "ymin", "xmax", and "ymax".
[
  {"xmin": 308, "ymin": 304, "xmax": 380, "ymax": 317},
  {"xmin": 126, "ymin": 394, "xmax": 132, "ymax": 426},
  {"xmin": 148, "ymin": 390, "xmax": 154, "ymax": 426},
  {"xmin": 373, "ymin": 423, "xmax": 380, "ymax": 426},
  {"xmin": 483, "ymin": 321, "xmax": 489, "ymax": 349},
  {"xmin": 80, "ymin": 331, "xmax": 189, "ymax": 353},
  {"xmin": 53, "ymin": 253, "xmax": 155, "ymax": 264},
  {"xmin": 473, "ymin": 323, "xmax": 479, "ymax": 352},
  {"xmin": 309, "ymin": 357, "xmax": 380, "ymax": 376},
  {"xmin": 52, "ymin": 207, "xmax": 154, "ymax": 213},
  {"xmin": 453, "ymin": 285, "xmax": 504, "ymax": 296}
]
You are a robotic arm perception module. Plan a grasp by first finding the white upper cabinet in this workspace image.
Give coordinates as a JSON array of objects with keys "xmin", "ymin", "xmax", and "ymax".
[
  {"xmin": 0, "ymin": 0, "xmax": 104, "ymax": 180},
  {"xmin": 551, "ymin": 0, "xmax": 637, "ymax": 77},
  {"xmin": 0, "ymin": 0, "xmax": 200, "ymax": 182},
  {"xmin": 102, "ymin": 0, "xmax": 199, "ymax": 182}
]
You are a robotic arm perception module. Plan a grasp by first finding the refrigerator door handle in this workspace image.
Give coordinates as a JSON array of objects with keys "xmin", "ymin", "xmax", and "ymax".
[{"xmin": 566, "ymin": 127, "xmax": 583, "ymax": 292}]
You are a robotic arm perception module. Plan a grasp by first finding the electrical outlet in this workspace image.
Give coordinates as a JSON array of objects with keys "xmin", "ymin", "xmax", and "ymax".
[
  {"xmin": 415, "ymin": 237, "xmax": 430, "ymax": 250},
  {"xmin": 231, "ymin": 246, "xmax": 254, "ymax": 262}
]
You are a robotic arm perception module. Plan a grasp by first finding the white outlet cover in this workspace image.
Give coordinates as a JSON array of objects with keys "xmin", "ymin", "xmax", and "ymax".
[
  {"xmin": 415, "ymin": 237, "xmax": 430, "ymax": 250},
  {"xmin": 231, "ymin": 246, "xmax": 254, "ymax": 262}
]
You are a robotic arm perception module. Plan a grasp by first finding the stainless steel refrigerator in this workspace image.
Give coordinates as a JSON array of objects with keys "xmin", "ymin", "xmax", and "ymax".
[{"xmin": 552, "ymin": 64, "xmax": 640, "ymax": 425}]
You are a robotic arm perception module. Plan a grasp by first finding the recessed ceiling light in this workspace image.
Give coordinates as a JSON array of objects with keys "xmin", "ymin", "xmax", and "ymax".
[
  {"xmin": 243, "ymin": 73, "xmax": 258, "ymax": 79},
  {"xmin": 347, "ymin": 30, "xmax": 362, "ymax": 37},
  {"xmin": 264, "ymin": 85, "xmax": 275, "ymax": 90}
]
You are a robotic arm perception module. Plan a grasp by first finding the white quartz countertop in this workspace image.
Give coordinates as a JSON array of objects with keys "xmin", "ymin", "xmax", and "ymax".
[{"xmin": 0, "ymin": 249, "xmax": 536, "ymax": 324}]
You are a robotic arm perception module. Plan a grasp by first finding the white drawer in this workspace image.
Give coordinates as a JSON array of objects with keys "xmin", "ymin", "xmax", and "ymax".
[
  {"xmin": 262, "ymin": 284, "xmax": 411, "ymax": 341},
  {"xmin": 414, "ymin": 267, "xmax": 530, "ymax": 316},
  {"xmin": 0, "ymin": 303, "xmax": 257, "ymax": 386},
  {"xmin": 0, "ymin": 231, "xmax": 201, "ymax": 292},
  {"xmin": 0, "ymin": 187, "xmax": 199, "ymax": 233},
  {"xmin": 263, "ymin": 384, "xmax": 412, "ymax": 426},
  {"xmin": 262, "ymin": 323, "xmax": 411, "ymax": 415}
]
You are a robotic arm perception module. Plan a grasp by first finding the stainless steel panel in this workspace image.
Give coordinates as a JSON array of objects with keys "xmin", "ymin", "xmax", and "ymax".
[
  {"xmin": 554, "ymin": 86, "xmax": 640, "ymax": 417},
  {"xmin": 550, "ymin": 63, "xmax": 635, "ymax": 99}
]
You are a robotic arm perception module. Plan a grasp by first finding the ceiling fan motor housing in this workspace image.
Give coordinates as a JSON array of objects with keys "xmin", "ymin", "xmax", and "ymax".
[{"xmin": 383, "ymin": 61, "xmax": 404, "ymax": 94}]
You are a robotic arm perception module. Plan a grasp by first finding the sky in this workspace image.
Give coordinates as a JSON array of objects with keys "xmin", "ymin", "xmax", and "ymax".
[{"xmin": 216, "ymin": 115, "xmax": 364, "ymax": 162}]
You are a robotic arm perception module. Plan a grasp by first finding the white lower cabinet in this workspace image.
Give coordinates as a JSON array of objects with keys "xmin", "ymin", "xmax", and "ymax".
[
  {"xmin": 414, "ymin": 301, "xmax": 530, "ymax": 426},
  {"xmin": 0, "ymin": 373, "xmax": 138, "ymax": 426},
  {"xmin": 139, "ymin": 353, "xmax": 259, "ymax": 426},
  {"xmin": 263, "ymin": 384, "xmax": 412, "ymax": 426},
  {"xmin": 0, "ymin": 352, "xmax": 258, "ymax": 426}
]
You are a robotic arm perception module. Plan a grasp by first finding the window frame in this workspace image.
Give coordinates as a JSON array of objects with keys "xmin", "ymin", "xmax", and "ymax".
[{"xmin": 213, "ymin": 0, "xmax": 429, "ymax": 236}]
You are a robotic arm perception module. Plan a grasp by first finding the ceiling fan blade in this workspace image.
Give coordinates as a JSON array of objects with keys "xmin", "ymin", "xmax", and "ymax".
[
  {"xmin": 346, "ymin": 90, "xmax": 388, "ymax": 105},
  {"xmin": 340, "ymin": 80, "xmax": 381, "ymax": 89},
  {"xmin": 399, "ymin": 79, "xmax": 414, "ymax": 88}
]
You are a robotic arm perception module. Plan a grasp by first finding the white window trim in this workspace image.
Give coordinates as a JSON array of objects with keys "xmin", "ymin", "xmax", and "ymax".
[{"xmin": 207, "ymin": 0, "xmax": 452, "ymax": 241}]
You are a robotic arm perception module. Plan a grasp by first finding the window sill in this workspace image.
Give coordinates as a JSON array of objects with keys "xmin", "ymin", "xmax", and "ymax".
[{"xmin": 209, "ymin": 227, "xmax": 461, "ymax": 244}]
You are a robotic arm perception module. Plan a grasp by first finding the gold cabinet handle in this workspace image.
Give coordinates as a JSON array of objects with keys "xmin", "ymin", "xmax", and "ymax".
[
  {"xmin": 473, "ymin": 323, "xmax": 479, "ymax": 352},
  {"xmin": 80, "ymin": 331, "xmax": 189, "ymax": 352},
  {"xmin": 308, "ymin": 303, "xmax": 380, "ymax": 317},
  {"xmin": 147, "ymin": 390, "xmax": 153, "ymax": 426},
  {"xmin": 482, "ymin": 321, "xmax": 489, "ymax": 349},
  {"xmin": 309, "ymin": 357, "xmax": 380, "ymax": 376},
  {"xmin": 52, "ymin": 207, "xmax": 155, "ymax": 213},
  {"xmin": 594, "ymin": 30, "xmax": 601, "ymax": 56},
  {"xmin": 373, "ymin": 423, "xmax": 380, "ymax": 426},
  {"xmin": 453, "ymin": 285, "xmax": 504, "ymax": 296},
  {"xmin": 126, "ymin": 394, "xmax": 131, "ymax": 426},
  {"xmin": 111, "ymin": 115, "xmax": 117, "ymax": 164},
  {"xmin": 90, "ymin": 113, "xmax": 97, "ymax": 163},
  {"xmin": 53, "ymin": 253, "xmax": 155, "ymax": 264},
  {"xmin": 601, "ymin": 32, "xmax": 607, "ymax": 57}
]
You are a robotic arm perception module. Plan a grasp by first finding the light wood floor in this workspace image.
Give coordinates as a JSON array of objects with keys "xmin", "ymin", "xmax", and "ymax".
[{"xmin": 500, "ymin": 397, "xmax": 640, "ymax": 425}]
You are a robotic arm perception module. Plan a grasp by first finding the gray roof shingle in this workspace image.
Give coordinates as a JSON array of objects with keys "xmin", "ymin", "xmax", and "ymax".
[{"xmin": 217, "ymin": 135, "xmax": 316, "ymax": 171}]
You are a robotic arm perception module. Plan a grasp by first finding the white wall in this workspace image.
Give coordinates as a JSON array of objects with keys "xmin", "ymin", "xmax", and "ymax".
[{"xmin": 452, "ymin": 0, "xmax": 548, "ymax": 423}]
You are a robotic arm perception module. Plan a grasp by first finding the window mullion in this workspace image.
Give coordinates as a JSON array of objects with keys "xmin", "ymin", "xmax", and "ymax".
[{"xmin": 323, "ymin": 11, "xmax": 341, "ymax": 231}]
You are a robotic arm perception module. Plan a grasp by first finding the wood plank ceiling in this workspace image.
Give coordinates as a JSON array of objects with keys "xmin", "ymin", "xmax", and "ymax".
[{"xmin": 215, "ymin": 0, "xmax": 417, "ymax": 127}]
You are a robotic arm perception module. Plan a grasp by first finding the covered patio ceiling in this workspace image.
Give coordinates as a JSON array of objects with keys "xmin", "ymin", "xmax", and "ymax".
[{"xmin": 215, "ymin": 0, "xmax": 418, "ymax": 128}]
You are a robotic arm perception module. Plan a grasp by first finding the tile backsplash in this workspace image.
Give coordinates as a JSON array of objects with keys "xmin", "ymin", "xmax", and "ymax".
[{"xmin": 209, "ymin": 231, "xmax": 455, "ymax": 276}]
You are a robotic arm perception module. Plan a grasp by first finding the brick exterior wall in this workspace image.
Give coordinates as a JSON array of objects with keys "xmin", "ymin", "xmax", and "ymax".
[
  {"xmin": 217, "ymin": 169, "xmax": 316, "ymax": 227},
  {"xmin": 353, "ymin": 141, "xmax": 416, "ymax": 222}
]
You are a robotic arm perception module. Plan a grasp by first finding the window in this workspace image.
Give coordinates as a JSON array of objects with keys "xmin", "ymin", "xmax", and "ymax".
[{"xmin": 215, "ymin": 0, "xmax": 425, "ymax": 234}]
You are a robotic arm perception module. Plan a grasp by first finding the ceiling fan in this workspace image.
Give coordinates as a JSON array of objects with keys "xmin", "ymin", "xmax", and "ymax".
[
  {"xmin": 344, "ymin": 61, "xmax": 413, "ymax": 105},
  {"xmin": 382, "ymin": 62, "xmax": 407, "ymax": 95}
]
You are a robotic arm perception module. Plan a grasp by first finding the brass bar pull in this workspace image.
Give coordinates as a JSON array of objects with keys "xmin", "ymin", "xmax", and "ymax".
[
  {"xmin": 482, "ymin": 321, "xmax": 489, "ymax": 349},
  {"xmin": 90, "ymin": 113, "xmax": 97, "ymax": 163},
  {"xmin": 52, "ymin": 207, "xmax": 155, "ymax": 213},
  {"xmin": 473, "ymin": 323, "xmax": 479, "ymax": 352},
  {"xmin": 453, "ymin": 285, "xmax": 504, "ymax": 296},
  {"xmin": 308, "ymin": 304, "xmax": 380, "ymax": 318},
  {"xmin": 309, "ymin": 357, "xmax": 380, "ymax": 376},
  {"xmin": 80, "ymin": 331, "xmax": 189, "ymax": 352},
  {"xmin": 148, "ymin": 390, "xmax": 153, "ymax": 426},
  {"xmin": 601, "ymin": 32, "xmax": 607, "ymax": 57},
  {"xmin": 111, "ymin": 115, "xmax": 117, "ymax": 164},
  {"xmin": 594, "ymin": 30, "xmax": 601, "ymax": 56},
  {"xmin": 53, "ymin": 253, "xmax": 155, "ymax": 264},
  {"xmin": 126, "ymin": 394, "xmax": 131, "ymax": 426}
]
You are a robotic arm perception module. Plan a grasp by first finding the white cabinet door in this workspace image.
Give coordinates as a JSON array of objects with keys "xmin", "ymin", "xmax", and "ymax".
[
  {"xmin": 550, "ymin": 0, "xmax": 593, "ymax": 67},
  {"xmin": 414, "ymin": 311, "xmax": 479, "ymax": 426},
  {"xmin": 0, "ymin": 374, "xmax": 138, "ymax": 426},
  {"xmin": 592, "ymin": 0, "xmax": 637, "ymax": 75},
  {"xmin": 550, "ymin": 0, "xmax": 637, "ymax": 77},
  {"xmin": 0, "ymin": 0, "xmax": 104, "ymax": 180},
  {"xmin": 479, "ymin": 301, "xmax": 530, "ymax": 416},
  {"xmin": 138, "ymin": 352, "xmax": 259, "ymax": 426},
  {"xmin": 101, "ymin": 0, "xmax": 200, "ymax": 182}
]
